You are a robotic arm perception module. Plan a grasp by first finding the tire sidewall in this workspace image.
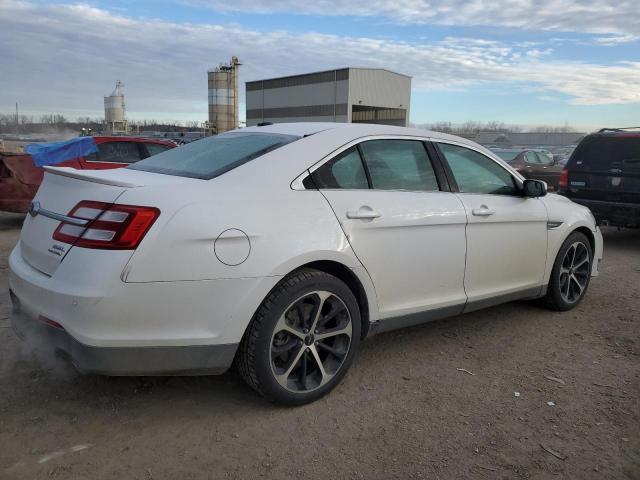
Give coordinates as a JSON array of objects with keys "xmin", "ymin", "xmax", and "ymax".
[{"xmin": 252, "ymin": 273, "xmax": 361, "ymax": 405}]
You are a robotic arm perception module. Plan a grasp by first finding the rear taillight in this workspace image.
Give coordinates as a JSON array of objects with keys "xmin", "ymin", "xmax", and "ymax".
[
  {"xmin": 53, "ymin": 200, "xmax": 160, "ymax": 249},
  {"xmin": 558, "ymin": 168, "xmax": 568, "ymax": 189}
]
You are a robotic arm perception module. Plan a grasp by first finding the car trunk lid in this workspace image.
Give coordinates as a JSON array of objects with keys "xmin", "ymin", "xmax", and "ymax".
[{"xmin": 19, "ymin": 167, "xmax": 139, "ymax": 276}]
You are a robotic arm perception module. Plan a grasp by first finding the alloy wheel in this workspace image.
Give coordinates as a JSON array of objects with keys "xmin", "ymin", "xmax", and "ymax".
[
  {"xmin": 270, "ymin": 291, "xmax": 353, "ymax": 393},
  {"xmin": 559, "ymin": 241, "xmax": 590, "ymax": 304}
]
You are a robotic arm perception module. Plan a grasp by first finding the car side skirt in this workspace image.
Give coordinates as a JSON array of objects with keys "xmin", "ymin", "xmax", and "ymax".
[{"xmin": 370, "ymin": 285, "xmax": 545, "ymax": 335}]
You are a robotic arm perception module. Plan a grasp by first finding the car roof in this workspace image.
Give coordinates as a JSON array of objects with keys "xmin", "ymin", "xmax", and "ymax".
[{"xmin": 239, "ymin": 122, "xmax": 482, "ymax": 148}]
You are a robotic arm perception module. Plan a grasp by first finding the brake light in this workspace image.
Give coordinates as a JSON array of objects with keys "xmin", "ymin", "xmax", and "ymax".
[
  {"xmin": 53, "ymin": 200, "xmax": 160, "ymax": 249},
  {"xmin": 559, "ymin": 168, "xmax": 569, "ymax": 189}
]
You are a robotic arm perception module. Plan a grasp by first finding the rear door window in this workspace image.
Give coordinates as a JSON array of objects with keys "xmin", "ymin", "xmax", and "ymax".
[
  {"xmin": 129, "ymin": 132, "xmax": 299, "ymax": 179},
  {"xmin": 359, "ymin": 140, "xmax": 439, "ymax": 191}
]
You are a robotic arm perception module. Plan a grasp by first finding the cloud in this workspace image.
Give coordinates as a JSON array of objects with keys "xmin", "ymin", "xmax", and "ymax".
[
  {"xmin": 0, "ymin": 0, "xmax": 638, "ymax": 123},
  {"xmin": 187, "ymin": 0, "xmax": 640, "ymax": 36},
  {"xmin": 593, "ymin": 34, "xmax": 640, "ymax": 46}
]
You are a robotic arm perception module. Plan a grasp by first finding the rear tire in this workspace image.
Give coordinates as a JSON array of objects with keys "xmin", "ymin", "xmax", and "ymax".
[
  {"xmin": 543, "ymin": 231, "xmax": 593, "ymax": 311},
  {"xmin": 236, "ymin": 268, "xmax": 361, "ymax": 405}
]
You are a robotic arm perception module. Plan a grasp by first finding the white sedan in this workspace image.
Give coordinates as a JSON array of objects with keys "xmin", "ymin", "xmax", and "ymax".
[{"xmin": 9, "ymin": 123, "xmax": 603, "ymax": 405}]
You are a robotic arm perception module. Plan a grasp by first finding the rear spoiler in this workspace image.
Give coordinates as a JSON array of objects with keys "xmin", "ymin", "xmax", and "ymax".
[{"xmin": 43, "ymin": 166, "xmax": 144, "ymax": 188}]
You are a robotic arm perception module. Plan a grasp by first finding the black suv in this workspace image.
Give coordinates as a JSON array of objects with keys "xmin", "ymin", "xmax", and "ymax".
[{"xmin": 559, "ymin": 128, "xmax": 640, "ymax": 227}]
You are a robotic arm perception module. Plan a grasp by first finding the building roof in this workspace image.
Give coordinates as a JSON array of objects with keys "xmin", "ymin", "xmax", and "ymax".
[{"xmin": 246, "ymin": 67, "xmax": 411, "ymax": 85}]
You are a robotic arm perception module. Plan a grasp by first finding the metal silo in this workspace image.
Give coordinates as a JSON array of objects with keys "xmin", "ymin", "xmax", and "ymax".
[
  {"xmin": 104, "ymin": 81, "xmax": 128, "ymax": 134},
  {"xmin": 207, "ymin": 57, "xmax": 241, "ymax": 134}
]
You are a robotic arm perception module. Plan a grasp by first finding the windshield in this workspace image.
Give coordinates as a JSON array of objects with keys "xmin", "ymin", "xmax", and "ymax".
[
  {"xmin": 129, "ymin": 132, "xmax": 300, "ymax": 179},
  {"xmin": 492, "ymin": 150, "xmax": 520, "ymax": 162}
]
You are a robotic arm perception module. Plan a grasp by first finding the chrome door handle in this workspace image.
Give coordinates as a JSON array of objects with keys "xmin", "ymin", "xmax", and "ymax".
[
  {"xmin": 472, "ymin": 206, "xmax": 496, "ymax": 217},
  {"xmin": 346, "ymin": 206, "xmax": 381, "ymax": 220}
]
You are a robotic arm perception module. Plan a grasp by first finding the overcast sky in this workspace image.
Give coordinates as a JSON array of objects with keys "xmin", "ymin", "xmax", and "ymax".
[{"xmin": 1, "ymin": 0, "xmax": 639, "ymax": 129}]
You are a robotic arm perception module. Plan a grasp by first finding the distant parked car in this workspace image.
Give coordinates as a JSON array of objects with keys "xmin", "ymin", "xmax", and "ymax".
[
  {"xmin": 559, "ymin": 128, "xmax": 640, "ymax": 228},
  {"xmin": 0, "ymin": 136, "xmax": 175, "ymax": 213},
  {"xmin": 491, "ymin": 148, "xmax": 563, "ymax": 191}
]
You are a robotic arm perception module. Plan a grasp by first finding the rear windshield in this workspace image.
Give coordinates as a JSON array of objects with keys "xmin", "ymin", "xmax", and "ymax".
[
  {"xmin": 571, "ymin": 135, "xmax": 640, "ymax": 172},
  {"xmin": 129, "ymin": 132, "xmax": 300, "ymax": 179}
]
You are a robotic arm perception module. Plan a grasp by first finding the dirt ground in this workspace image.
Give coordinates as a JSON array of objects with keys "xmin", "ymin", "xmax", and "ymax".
[{"xmin": 0, "ymin": 212, "xmax": 638, "ymax": 479}]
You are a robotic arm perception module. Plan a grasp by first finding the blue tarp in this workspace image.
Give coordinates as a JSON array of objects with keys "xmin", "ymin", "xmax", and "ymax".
[{"xmin": 25, "ymin": 136, "xmax": 98, "ymax": 167}]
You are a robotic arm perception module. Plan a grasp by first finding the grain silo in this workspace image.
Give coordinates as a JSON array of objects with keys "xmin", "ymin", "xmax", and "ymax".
[
  {"xmin": 104, "ymin": 81, "xmax": 128, "ymax": 134},
  {"xmin": 207, "ymin": 57, "xmax": 241, "ymax": 134}
]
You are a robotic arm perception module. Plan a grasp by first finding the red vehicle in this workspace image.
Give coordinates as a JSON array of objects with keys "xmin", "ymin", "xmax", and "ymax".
[{"xmin": 0, "ymin": 136, "xmax": 175, "ymax": 213}]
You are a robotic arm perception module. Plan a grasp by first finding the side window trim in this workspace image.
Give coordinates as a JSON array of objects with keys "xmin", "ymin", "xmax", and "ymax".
[
  {"xmin": 355, "ymin": 144, "xmax": 373, "ymax": 189},
  {"xmin": 424, "ymin": 141, "xmax": 452, "ymax": 192},
  {"xmin": 433, "ymin": 141, "xmax": 522, "ymax": 196},
  {"xmin": 298, "ymin": 135, "xmax": 483, "ymax": 192}
]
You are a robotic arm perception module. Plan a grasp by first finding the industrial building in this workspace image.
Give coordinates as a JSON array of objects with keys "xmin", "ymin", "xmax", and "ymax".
[
  {"xmin": 104, "ymin": 81, "xmax": 128, "ymax": 134},
  {"xmin": 246, "ymin": 68, "xmax": 411, "ymax": 127},
  {"xmin": 207, "ymin": 57, "xmax": 241, "ymax": 134}
]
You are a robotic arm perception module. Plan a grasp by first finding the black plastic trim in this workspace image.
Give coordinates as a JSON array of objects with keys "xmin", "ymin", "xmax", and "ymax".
[{"xmin": 11, "ymin": 296, "xmax": 238, "ymax": 376}]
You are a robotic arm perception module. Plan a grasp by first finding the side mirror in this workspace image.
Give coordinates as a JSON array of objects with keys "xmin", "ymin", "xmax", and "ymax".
[{"xmin": 523, "ymin": 179, "xmax": 547, "ymax": 197}]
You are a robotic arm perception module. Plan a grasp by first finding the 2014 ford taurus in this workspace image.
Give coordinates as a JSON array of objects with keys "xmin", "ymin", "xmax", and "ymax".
[{"xmin": 9, "ymin": 123, "xmax": 603, "ymax": 405}]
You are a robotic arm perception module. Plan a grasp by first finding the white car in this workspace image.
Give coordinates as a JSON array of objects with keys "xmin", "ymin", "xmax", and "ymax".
[{"xmin": 9, "ymin": 123, "xmax": 603, "ymax": 405}]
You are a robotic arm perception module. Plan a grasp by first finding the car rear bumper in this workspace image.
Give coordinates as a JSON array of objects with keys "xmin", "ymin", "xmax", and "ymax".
[
  {"xmin": 10, "ymin": 291, "xmax": 238, "ymax": 375},
  {"xmin": 570, "ymin": 198, "xmax": 640, "ymax": 227},
  {"xmin": 8, "ymin": 243, "xmax": 282, "ymax": 375}
]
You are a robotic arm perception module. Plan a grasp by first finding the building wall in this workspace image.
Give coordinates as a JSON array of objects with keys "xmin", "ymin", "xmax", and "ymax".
[
  {"xmin": 348, "ymin": 69, "xmax": 411, "ymax": 125},
  {"xmin": 245, "ymin": 68, "xmax": 412, "ymax": 127},
  {"xmin": 246, "ymin": 69, "xmax": 349, "ymax": 126}
]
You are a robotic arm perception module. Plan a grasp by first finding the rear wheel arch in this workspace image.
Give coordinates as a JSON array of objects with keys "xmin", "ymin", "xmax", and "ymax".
[
  {"xmin": 286, "ymin": 261, "xmax": 371, "ymax": 339},
  {"xmin": 245, "ymin": 260, "xmax": 372, "ymax": 342}
]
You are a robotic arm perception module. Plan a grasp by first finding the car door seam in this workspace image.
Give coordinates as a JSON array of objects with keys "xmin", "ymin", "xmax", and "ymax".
[{"xmin": 315, "ymin": 188, "xmax": 380, "ymax": 314}]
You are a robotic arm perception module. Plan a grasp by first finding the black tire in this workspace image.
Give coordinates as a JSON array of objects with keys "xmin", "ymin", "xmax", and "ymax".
[
  {"xmin": 543, "ymin": 231, "xmax": 593, "ymax": 311},
  {"xmin": 236, "ymin": 268, "xmax": 361, "ymax": 405}
]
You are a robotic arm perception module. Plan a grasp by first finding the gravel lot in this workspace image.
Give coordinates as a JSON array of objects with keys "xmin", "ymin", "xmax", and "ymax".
[{"xmin": 0, "ymin": 212, "xmax": 638, "ymax": 479}]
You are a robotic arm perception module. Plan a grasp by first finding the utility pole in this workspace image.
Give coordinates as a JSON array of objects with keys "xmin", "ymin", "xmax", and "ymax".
[{"xmin": 15, "ymin": 102, "xmax": 19, "ymax": 135}]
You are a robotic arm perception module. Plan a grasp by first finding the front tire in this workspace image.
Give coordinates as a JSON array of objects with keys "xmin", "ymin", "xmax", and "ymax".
[
  {"xmin": 543, "ymin": 231, "xmax": 593, "ymax": 311},
  {"xmin": 236, "ymin": 269, "xmax": 361, "ymax": 405}
]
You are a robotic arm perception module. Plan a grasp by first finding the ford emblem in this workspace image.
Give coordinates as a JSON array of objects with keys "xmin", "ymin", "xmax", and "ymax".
[{"xmin": 28, "ymin": 201, "xmax": 40, "ymax": 218}]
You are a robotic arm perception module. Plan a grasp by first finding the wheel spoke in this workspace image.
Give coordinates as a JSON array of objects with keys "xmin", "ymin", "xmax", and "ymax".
[
  {"xmin": 569, "ymin": 244, "xmax": 577, "ymax": 267},
  {"xmin": 275, "ymin": 346, "xmax": 305, "ymax": 386},
  {"xmin": 570, "ymin": 273, "xmax": 584, "ymax": 294},
  {"xmin": 309, "ymin": 345, "xmax": 330, "ymax": 386},
  {"xmin": 309, "ymin": 291, "xmax": 331, "ymax": 333},
  {"xmin": 316, "ymin": 325, "xmax": 352, "ymax": 341},
  {"xmin": 563, "ymin": 274, "xmax": 571, "ymax": 298},
  {"xmin": 279, "ymin": 323, "xmax": 305, "ymax": 340},
  {"xmin": 574, "ymin": 255, "xmax": 589, "ymax": 269}
]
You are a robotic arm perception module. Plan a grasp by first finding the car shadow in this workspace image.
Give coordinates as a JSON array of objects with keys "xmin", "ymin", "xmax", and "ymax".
[
  {"xmin": 600, "ymin": 226, "xmax": 640, "ymax": 253},
  {"xmin": 0, "ymin": 212, "xmax": 25, "ymax": 231}
]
